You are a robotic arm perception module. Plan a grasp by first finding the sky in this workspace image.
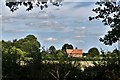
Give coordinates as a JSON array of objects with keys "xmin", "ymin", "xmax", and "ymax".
[{"xmin": 0, "ymin": 0, "xmax": 118, "ymax": 52}]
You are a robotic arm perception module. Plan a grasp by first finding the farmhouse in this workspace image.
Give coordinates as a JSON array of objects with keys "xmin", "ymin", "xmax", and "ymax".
[{"xmin": 66, "ymin": 49, "xmax": 83, "ymax": 57}]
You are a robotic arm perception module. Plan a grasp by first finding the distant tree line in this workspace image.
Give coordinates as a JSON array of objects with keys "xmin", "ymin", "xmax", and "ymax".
[{"xmin": 1, "ymin": 34, "xmax": 120, "ymax": 80}]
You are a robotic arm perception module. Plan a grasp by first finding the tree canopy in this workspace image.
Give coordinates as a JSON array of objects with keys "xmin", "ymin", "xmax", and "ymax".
[
  {"xmin": 2, "ymin": 34, "xmax": 120, "ymax": 80},
  {"xmin": 15, "ymin": 35, "xmax": 40, "ymax": 57},
  {"xmin": 49, "ymin": 45, "xmax": 56, "ymax": 54},
  {"xmin": 2, "ymin": 35, "xmax": 41, "ymax": 64},
  {"xmin": 89, "ymin": 1, "xmax": 120, "ymax": 45},
  {"xmin": 2, "ymin": 34, "xmax": 42, "ymax": 79},
  {"xmin": 62, "ymin": 43, "xmax": 74, "ymax": 52},
  {"xmin": 5, "ymin": 0, "xmax": 63, "ymax": 12},
  {"xmin": 88, "ymin": 47, "xmax": 100, "ymax": 57}
]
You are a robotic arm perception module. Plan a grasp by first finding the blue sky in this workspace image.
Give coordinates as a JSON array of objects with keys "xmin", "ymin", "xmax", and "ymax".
[{"xmin": 1, "ymin": 1, "xmax": 118, "ymax": 52}]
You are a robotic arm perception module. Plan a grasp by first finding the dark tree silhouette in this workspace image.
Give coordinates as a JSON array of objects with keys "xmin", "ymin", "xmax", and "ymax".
[
  {"xmin": 49, "ymin": 45, "xmax": 56, "ymax": 54},
  {"xmin": 89, "ymin": 1, "xmax": 120, "ymax": 45},
  {"xmin": 62, "ymin": 43, "xmax": 74, "ymax": 52},
  {"xmin": 5, "ymin": 0, "xmax": 63, "ymax": 12},
  {"xmin": 88, "ymin": 47, "xmax": 100, "ymax": 57}
]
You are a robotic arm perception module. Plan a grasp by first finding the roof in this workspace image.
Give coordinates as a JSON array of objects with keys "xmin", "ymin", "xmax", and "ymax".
[{"xmin": 66, "ymin": 49, "xmax": 82, "ymax": 54}]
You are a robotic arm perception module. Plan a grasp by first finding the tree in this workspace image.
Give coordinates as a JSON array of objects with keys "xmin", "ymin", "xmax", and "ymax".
[
  {"xmin": 2, "ymin": 35, "xmax": 41, "ymax": 64},
  {"xmin": 5, "ymin": 0, "xmax": 62, "ymax": 12},
  {"xmin": 0, "ymin": 41, "xmax": 1, "ymax": 80},
  {"xmin": 88, "ymin": 47, "xmax": 100, "ymax": 57},
  {"xmin": 62, "ymin": 43, "xmax": 74, "ymax": 52},
  {"xmin": 2, "ymin": 35, "xmax": 43, "ymax": 79},
  {"xmin": 89, "ymin": 1, "xmax": 120, "ymax": 45},
  {"xmin": 49, "ymin": 45, "xmax": 56, "ymax": 54},
  {"xmin": 2, "ymin": 44, "xmax": 26, "ymax": 79},
  {"xmin": 56, "ymin": 50, "xmax": 64, "ymax": 60},
  {"xmin": 15, "ymin": 35, "xmax": 40, "ymax": 54}
]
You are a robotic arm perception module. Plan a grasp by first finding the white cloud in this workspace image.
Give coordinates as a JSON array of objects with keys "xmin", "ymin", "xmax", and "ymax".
[
  {"xmin": 24, "ymin": 19, "xmax": 66, "ymax": 32},
  {"xmin": 74, "ymin": 26, "xmax": 86, "ymax": 30},
  {"xmin": 47, "ymin": 2, "xmax": 96, "ymax": 20},
  {"xmin": 75, "ymin": 36, "xmax": 83, "ymax": 38},
  {"xmin": 70, "ymin": 5, "xmax": 95, "ymax": 20},
  {"xmin": 75, "ymin": 36, "xmax": 81, "ymax": 38},
  {"xmin": 45, "ymin": 37, "xmax": 57, "ymax": 42},
  {"xmin": 81, "ymin": 26, "xmax": 86, "ymax": 30}
]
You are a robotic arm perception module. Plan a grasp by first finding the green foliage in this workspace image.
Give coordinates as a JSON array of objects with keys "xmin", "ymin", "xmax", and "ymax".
[
  {"xmin": 42, "ymin": 53, "xmax": 55, "ymax": 60},
  {"xmin": 62, "ymin": 43, "xmax": 74, "ymax": 52},
  {"xmin": 14, "ymin": 35, "xmax": 41, "ymax": 63},
  {"xmin": 2, "ymin": 34, "xmax": 120, "ymax": 80},
  {"xmin": 2, "ymin": 35, "xmax": 42, "ymax": 80},
  {"xmin": 2, "ymin": 46, "xmax": 25, "ymax": 79},
  {"xmin": 56, "ymin": 50, "xmax": 64, "ymax": 60},
  {"xmin": 41, "ymin": 50, "xmax": 65, "ymax": 60},
  {"xmin": 88, "ymin": 47, "xmax": 100, "ymax": 57},
  {"xmin": 0, "ymin": 42, "xmax": 1, "ymax": 80},
  {"xmin": 15, "ymin": 35, "xmax": 40, "ymax": 54},
  {"xmin": 49, "ymin": 45, "xmax": 56, "ymax": 54},
  {"xmin": 81, "ymin": 63, "xmax": 120, "ymax": 80},
  {"xmin": 0, "ymin": 41, "xmax": 1, "ymax": 46},
  {"xmin": 89, "ymin": 1, "xmax": 120, "ymax": 45}
]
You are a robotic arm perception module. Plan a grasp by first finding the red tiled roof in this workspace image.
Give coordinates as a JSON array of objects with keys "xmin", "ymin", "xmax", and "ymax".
[{"xmin": 66, "ymin": 49, "xmax": 82, "ymax": 54}]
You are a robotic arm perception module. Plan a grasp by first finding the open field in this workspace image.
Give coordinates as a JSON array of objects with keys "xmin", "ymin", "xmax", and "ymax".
[{"xmin": 42, "ymin": 60, "xmax": 105, "ymax": 70}]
